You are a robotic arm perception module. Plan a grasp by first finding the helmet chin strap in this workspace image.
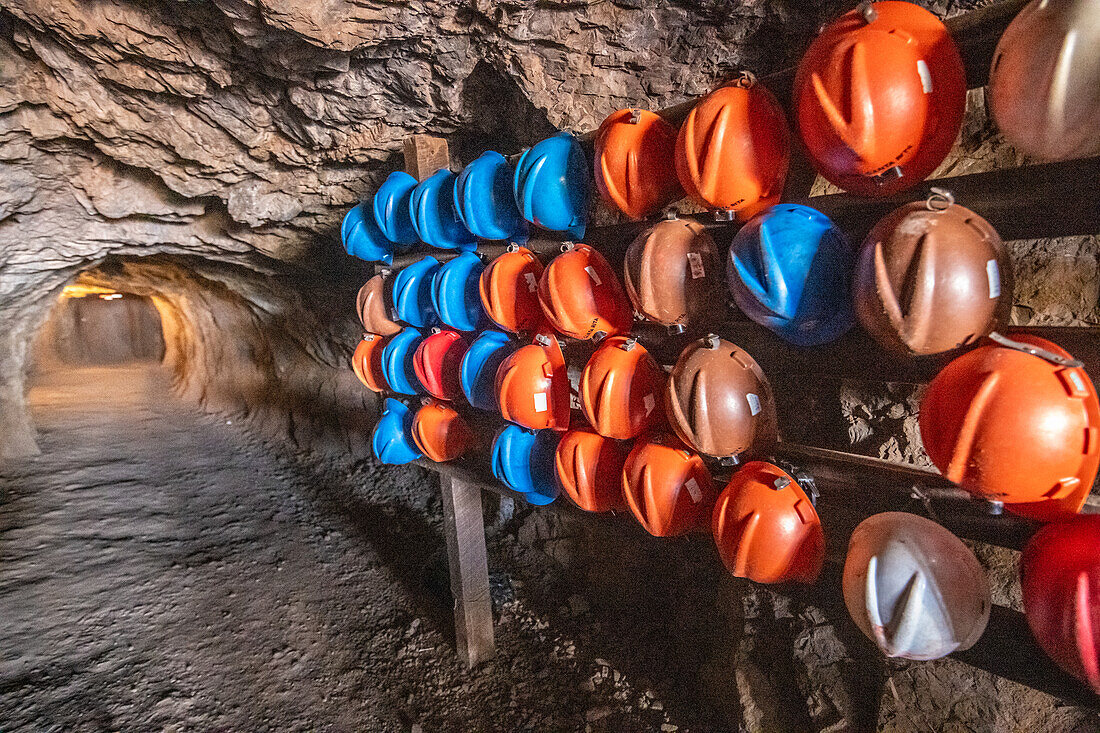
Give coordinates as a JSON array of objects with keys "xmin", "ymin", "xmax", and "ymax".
[{"xmin": 988, "ymin": 331, "xmax": 1084, "ymax": 368}]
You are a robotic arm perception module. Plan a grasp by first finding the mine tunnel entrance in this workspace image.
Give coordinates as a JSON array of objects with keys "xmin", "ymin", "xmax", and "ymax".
[{"xmin": 30, "ymin": 285, "xmax": 166, "ymax": 376}]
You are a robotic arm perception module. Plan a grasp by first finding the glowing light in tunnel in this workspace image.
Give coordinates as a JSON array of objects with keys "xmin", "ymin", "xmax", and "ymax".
[{"xmin": 61, "ymin": 284, "xmax": 120, "ymax": 299}]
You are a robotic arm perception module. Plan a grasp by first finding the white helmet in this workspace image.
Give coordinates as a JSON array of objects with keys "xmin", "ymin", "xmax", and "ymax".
[
  {"xmin": 842, "ymin": 512, "xmax": 991, "ymax": 661},
  {"xmin": 987, "ymin": 0, "xmax": 1100, "ymax": 161}
]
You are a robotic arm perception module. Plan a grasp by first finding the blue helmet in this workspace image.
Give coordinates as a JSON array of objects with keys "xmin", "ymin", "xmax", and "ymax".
[
  {"xmin": 341, "ymin": 201, "xmax": 395, "ymax": 264},
  {"xmin": 490, "ymin": 424, "xmax": 561, "ymax": 505},
  {"xmin": 431, "ymin": 252, "xmax": 485, "ymax": 332},
  {"xmin": 455, "ymin": 151, "xmax": 525, "ymax": 241},
  {"xmin": 460, "ymin": 330, "xmax": 514, "ymax": 411},
  {"xmin": 380, "ymin": 327, "xmax": 424, "ymax": 396},
  {"xmin": 372, "ymin": 398, "xmax": 424, "ymax": 465},
  {"xmin": 374, "ymin": 172, "xmax": 420, "ymax": 247},
  {"xmin": 410, "ymin": 169, "xmax": 477, "ymax": 251},
  {"xmin": 392, "ymin": 256, "xmax": 440, "ymax": 328},
  {"xmin": 728, "ymin": 204, "xmax": 856, "ymax": 347},
  {"xmin": 514, "ymin": 132, "xmax": 589, "ymax": 240}
]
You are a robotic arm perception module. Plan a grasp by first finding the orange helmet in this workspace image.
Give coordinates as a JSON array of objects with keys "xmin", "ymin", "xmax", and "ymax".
[
  {"xmin": 351, "ymin": 333, "xmax": 388, "ymax": 393},
  {"xmin": 854, "ymin": 193, "xmax": 1013, "ymax": 356},
  {"xmin": 479, "ymin": 245, "xmax": 546, "ymax": 334},
  {"xmin": 578, "ymin": 336, "xmax": 666, "ymax": 439},
  {"xmin": 538, "ymin": 243, "xmax": 633, "ymax": 340},
  {"xmin": 622, "ymin": 434, "xmax": 715, "ymax": 537},
  {"xmin": 794, "ymin": 1, "xmax": 966, "ymax": 197},
  {"xmin": 623, "ymin": 216, "xmax": 721, "ymax": 331},
  {"xmin": 594, "ymin": 108, "xmax": 683, "ymax": 220},
  {"xmin": 555, "ymin": 428, "xmax": 629, "ymax": 513},
  {"xmin": 411, "ymin": 399, "xmax": 476, "ymax": 462},
  {"xmin": 712, "ymin": 461, "xmax": 825, "ymax": 584},
  {"xmin": 357, "ymin": 273, "xmax": 401, "ymax": 336},
  {"xmin": 665, "ymin": 335, "xmax": 778, "ymax": 459},
  {"xmin": 495, "ymin": 332, "xmax": 571, "ymax": 431},
  {"xmin": 412, "ymin": 328, "xmax": 469, "ymax": 401},
  {"xmin": 674, "ymin": 76, "xmax": 790, "ymax": 220},
  {"xmin": 920, "ymin": 333, "xmax": 1100, "ymax": 512}
]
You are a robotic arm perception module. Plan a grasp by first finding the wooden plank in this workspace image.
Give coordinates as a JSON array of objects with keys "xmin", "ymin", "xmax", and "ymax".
[
  {"xmin": 403, "ymin": 134, "xmax": 450, "ymax": 182},
  {"xmin": 439, "ymin": 474, "xmax": 496, "ymax": 667}
]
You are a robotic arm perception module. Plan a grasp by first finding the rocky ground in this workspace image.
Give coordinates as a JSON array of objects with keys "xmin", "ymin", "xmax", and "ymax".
[{"xmin": 5, "ymin": 364, "xmax": 1099, "ymax": 733}]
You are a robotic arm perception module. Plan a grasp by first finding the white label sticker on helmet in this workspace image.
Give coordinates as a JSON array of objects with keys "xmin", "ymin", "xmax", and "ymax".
[
  {"xmin": 533, "ymin": 392, "xmax": 548, "ymax": 413},
  {"xmin": 684, "ymin": 477, "xmax": 702, "ymax": 504},
  {"xmin": 986, "ymin": 259, "xmax": 1001, "ymax": 298},
  {"xmin": 585, "ymin": 266, "xmax": 602, "ymax": 286},
  {"xmin": 747, "ymin": 392, "xmax": 761, "ymax": 416},
  {"xmin": 643, "ymin": 393, "xmax": 655, "ymax": 415},
  {"xmin": 524, "ymin": 272, "xmax": 538, "ymax": 292},
  {"xmin": 917, "ymin": 59, "xmax": 932, "ymax": 93},
  {"xmin": 687, "ymin": 252, "xmax": 705, "ymax": 279},
  {"xmin": 1069, "ymin": 370, "xmax": 1087, "ymax": 394}
]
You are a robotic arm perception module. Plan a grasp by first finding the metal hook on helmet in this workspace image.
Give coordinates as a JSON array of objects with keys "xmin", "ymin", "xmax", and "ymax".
[
  {"xmin": 926, "ymin": 187, "xmax": 955, "ymax": 212},
  {"xmin": 988, "ymin": 331, "xmax": 1084, "ymax": 368},
  {"xmin": 859, "ymin": 1, "xmax": 878, "ymax": 23},
  {"xmin": 733, "ymin": 70, "xmax": 756, "ymax": 88},
  {"xmin": 560, "ymin": 241, "xmax": 576, "ymax": 253},
  {"xmin": 629, "ymin": 108, "xmax": 642, "ymax": 124},
  {"xmin": 506, "ymin": 242, "xmax": 521, "ymax": 253},
  {"xmin": 704, "ymin": 333, "xmax": 721, "ymax": 350}
]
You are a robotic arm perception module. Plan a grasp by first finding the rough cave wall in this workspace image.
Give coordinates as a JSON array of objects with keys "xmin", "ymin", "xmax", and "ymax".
[{"xmin": 1, "ymin": 0, "xmax": 1099, "ymax": 730}]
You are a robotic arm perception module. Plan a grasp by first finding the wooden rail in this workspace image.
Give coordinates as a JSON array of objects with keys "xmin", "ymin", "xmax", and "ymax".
[{"xmin": 369, "ymin": 0, "xmax": 1100, "ymax": 709}]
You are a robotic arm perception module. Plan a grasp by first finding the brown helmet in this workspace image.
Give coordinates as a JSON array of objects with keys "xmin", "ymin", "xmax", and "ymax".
[
  {"xmin": 623, "ymin": 217, "xmax": 722, "ymax": 331},
  {"xmin": 578, "ymin": 336, "xmax": 667, "ymax": 440},
  {"xmin": 854, "ymin": 192, "xmax": 1013, "ymax": 357},
  {"xmin": 665, "ymin": 335, "xmax": 777, "ymax": 458},
  {"xmin": 357, "ymin": 273, "xmax": 402, "ymax": 336}
]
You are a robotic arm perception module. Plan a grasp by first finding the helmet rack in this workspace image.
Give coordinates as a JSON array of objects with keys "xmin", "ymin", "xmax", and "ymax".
[{"xmin": 366, "ymin": 0, "xmax": 1100, "ymax": 710}]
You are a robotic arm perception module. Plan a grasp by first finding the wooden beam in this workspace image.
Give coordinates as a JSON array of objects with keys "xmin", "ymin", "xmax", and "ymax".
[
  {"xmin": 403, "ymin": 135, "xmax": 450, "ymax": 182},
  {"xmin": 439, "ymin": 475, "xmax": 496, "ymax": 667}
]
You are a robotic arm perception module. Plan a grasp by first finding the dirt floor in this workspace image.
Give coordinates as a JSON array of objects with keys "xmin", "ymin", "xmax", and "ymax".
[{"xmin": 0, "ymin": 364, "xmax": 700, "ymax": 732}]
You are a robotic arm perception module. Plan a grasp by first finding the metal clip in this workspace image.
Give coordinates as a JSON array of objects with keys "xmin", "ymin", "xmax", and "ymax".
[
  {"xmin": 988, "ymin": 331, "xmax": 1084, "ymax": 368},
  {"xmin": 719, "ymin": 454, "xmax": 741, "ymax": 467},
  {"xmin": 704, "ymin": 333, "xmax": 721, "ymax": 350},
  {"xmin": 733, "ymin": 70, "xmax": 756, "ymax": 88},
  {"xmin": 629, "ymin": 108, "xmax": 642, "ymax": 124},
  {"xmin": 661, "ymin": 208, "xmax": 679, "ymax": 221},
  {"xmin": 591, "ymin": 330, "xmax": 608, "ymax": 343},
  {"xmin": 621, "ymin": 337, "xmax": 637, "ymax": 351},
  {"xmin": 534, "ymin": 333, "xmax": 552, "ymax": 347},
  {"xmin": 926, "ymin": 187, "xmax": 955, "ymax": 212},
  {"xmin": 859, "ymin": 1, "xmax": 878, "ymax": 23},
  {"xmin": 667, "ymin": 323, "xmax": 687, "ymax": 336},
  {"xmin": 986, "ymin": 499, "xmax": 1005, "ymax": 516},
  {"xmin": 507, "ymin": 242, "xmax": 520, "ymax": 253},
  {"xmin": 714, "ymin": 209, "xmax": 737, "ymax": 222},
  {"xmin": 560, "ymin": 241, "xmax": 575, "ymax": 253},
  {"xmin": 772, "ymin": 476, "xmax": 791, "ymax": 490}
]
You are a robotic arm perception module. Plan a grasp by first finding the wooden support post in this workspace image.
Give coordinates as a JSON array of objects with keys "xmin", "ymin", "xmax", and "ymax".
[
  {"xmin": 401, "ymin": 134, "xmax": 496, "ymax": 667},
  {"xmin": 440, "ymin": 475, "xmax": 496, "ymax": 667},
  {"xmin": 403, "ymin": 134, "xmax": 450, "ymax": 182}
]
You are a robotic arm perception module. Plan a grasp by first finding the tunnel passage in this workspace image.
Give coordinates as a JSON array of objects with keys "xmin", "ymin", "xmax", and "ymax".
[
  {"xmin": 8, "ymin": 254, "xmax": 376, "ymax": 461},
  {"xmin": 30, "ymin": 288, "xmax": 165, "ymax": 373}
]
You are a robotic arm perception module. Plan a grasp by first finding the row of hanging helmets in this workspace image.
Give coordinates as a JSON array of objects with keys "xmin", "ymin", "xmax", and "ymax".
[{"xmin": 347, "ymin": 0, "xmax": 1100, "ymax": 692}]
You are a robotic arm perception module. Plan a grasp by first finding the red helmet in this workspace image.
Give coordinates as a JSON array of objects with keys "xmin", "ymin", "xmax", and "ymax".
[
  {"xmin": 674, "ymin": 76, "xmax": 790, "ymax": 220},
  {"xmin": 357, "ymin": 273, "xmax": 402, "ymax": 336},
  {"xmin": 579, "ymin": 336, "xmax": 666, "ymax": 440},
  {"xmin": 794, "ymin": 1, "xmax": 966, "ymax": 197},
  {"xmin": 351, "ymin": 334, "xmax": 388, "ymax": 393},
  {"xmin": 712, "ymin": 462, "xmax": 824, "ymax": 584},
  {"xmin": 622, "ymin": 434, "xmax": 715, "ymax": 537},
  {"xmin": 479, "ymin": 245, "xmax": 546, "ymax": 334},
  {"xmin": 538, "ymin": 243, "xmax": 633, "ymax": 340},
  {"xmin": 594, "ymin": 108, "xmax": 683, "ymax": 220},
  {"xmin": 495, "ymin": 332, "xmax": 570, "ymax": 431},
  {"xmin": 1022, "ymin": 515, "xmax": 1100, "ymax": 693},
  {"xmin": 412, "ymin": 329, "xmax": 469, "ymax": 401},
  {"xmin": 412, "ymin": 399, "xmax": 476, "ymax": 462},
  {"xmin": 920, "ymin": 333, "xmax": 1099, "ymax": 512},
  {"xmin": 555, "ymin": 428, "xmax": 629, "ymax": 513}
]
